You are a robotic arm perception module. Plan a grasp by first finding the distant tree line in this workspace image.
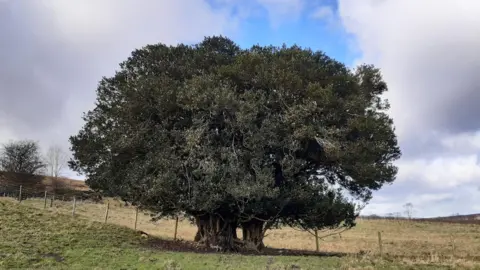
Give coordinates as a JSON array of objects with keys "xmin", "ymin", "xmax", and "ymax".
[{"xmin": 0, "ymin": 139, "xmax": 68, "ymax": 181}]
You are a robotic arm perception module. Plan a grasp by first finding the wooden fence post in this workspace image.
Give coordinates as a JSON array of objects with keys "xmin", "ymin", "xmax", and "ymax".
[
  {"xmin": 314, "ymin": 230, "xmax": 319, "ymax": 252},
  {"xmin": 174, "ymin": 216, "xmax": 179, "ymax": 240},
  {"xmin": 18, "ymin": 185, "xmax": 22, "ymax": 202},
  {"xmin": 450, "ymin": 234, "xmax": 456, "ymax": 258},
  {"xmin": 44, "ymin": 190, "xmax": 47, "ymax": 209},
  {"xmin": 134, "ymin": 207, "xmax": 139, "ymax": 230},
  {"xmin": 104, "ymin": 202, "xmax": 110, "ymax": 223},
  {"xmin": 378, "ymin": 231, "xmax": 383, "ymax": 257},
  {"xmin": 72, "ymin": 197, "xmax": 77, "ymax": 216}
]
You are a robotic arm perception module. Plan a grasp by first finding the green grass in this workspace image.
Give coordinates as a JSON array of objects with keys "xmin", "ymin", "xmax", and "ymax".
[{"xmin": 0, "ymin": 199, "xmax": 478, "ymax": 269}]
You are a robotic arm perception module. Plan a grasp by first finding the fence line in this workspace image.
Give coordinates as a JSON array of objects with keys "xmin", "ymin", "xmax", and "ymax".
[
  {"xmin": 0, "ymin": 182, "xmax": 351, "ymax": 252},
  {"xmin": 1, "ymin": 182, "xmax": 480, "ymax": 260},
  {"xmin": 0, "ymin": 182, "xmax": 102, "ymax": 203},
  {"xmin": 0, "ymin": 183, "xmax": 180, "ymax": 243}
]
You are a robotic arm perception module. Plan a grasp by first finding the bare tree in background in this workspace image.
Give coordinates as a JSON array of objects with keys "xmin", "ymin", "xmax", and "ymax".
[
  {"xmin": 45, "ymin": 145, "xmax": 68, "ymax": 190},
  {"xmin": 403, "ymin": 202, "xmax": 414, "ymax": 219}
]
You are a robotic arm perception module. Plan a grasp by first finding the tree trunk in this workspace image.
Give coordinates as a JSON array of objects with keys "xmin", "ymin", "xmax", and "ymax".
[
  {"xmin": 193, "ymin": 215, "xmax": 238, "ymax": 251},
  {"xmin": 240, "ymin": 219, "xmax": 266, "ymax": 251},
  {"xmin": 194, "ymin": 215, "xmax": 205, "ymax": 242}
]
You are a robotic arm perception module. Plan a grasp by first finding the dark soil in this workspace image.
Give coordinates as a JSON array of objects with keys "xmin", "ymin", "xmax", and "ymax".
[{"xmin": 143, "ymin": 237, "xmax": 347, "ymax": 257}]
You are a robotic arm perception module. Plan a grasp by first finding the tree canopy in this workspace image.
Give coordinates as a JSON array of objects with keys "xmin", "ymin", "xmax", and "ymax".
[
  {"xmin": 69, "ymin": 36, "xmax": 401, "ymax": 251},
  {"xmin": 0, "ymin": 140, "xmax": 45, "ymax": 175}
]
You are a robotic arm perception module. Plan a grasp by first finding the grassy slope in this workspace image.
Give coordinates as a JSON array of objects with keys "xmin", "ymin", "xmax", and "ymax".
[
  {"xmin": 0, "ymin": 199, "xmax": 476, "ymax": 270},
  {"xmin": 19, "ymin": 198, "xmax": 480, "ymax": 260}
]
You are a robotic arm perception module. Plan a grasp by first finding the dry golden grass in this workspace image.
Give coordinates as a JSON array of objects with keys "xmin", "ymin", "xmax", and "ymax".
[{"xmin": 18, "ymin": 197, "xmax": 480, "ymax": 264}]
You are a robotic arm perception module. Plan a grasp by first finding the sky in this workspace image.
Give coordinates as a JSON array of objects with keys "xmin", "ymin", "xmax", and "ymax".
[{"xmin": 1, "ymin": 0, "xmax": 480, "ymax": 218}]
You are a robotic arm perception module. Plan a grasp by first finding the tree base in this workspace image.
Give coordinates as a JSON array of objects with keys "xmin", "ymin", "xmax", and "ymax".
[
  {"xmin": 193, "ymin": 214, "xmax": 238, "ymax": 252},
  {"xmin": 241, "ymin": 219, "xmax": 266, "ymax": 251},
  {"xmin": 193, "ymin": 215, "xmax": 266, "ymax": 252}
]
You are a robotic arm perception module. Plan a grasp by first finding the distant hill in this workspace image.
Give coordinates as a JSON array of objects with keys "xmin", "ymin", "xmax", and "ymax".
[
  {"xmin": 0, "ymin": 171, "xmax": 89, "ymax": 198},
  {"xmin": 428, "ymin": 213, "xmax": 480, "ymax": 221},
  {"xmin": 360, "ymin": 213, "xmax": 480, "ymax": 225}
]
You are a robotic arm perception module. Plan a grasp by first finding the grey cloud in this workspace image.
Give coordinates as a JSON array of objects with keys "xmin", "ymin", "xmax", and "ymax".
[
  {"xmin": 337, "ymin": 0, "xmax": 480, "ymax": 140},
  {"xmin": 398, "ymin": 136, "xmax": 445, "ymax": 159},
  {"xmin": 0, "ymin": 2, "xmax": 69, "ymax": 132},
  {"xmin": 399, "ymin": 44, "xmax": 480, "ymax": 135}
]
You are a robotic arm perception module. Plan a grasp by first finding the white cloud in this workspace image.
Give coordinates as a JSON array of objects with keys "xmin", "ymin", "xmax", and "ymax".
[
  {"xmin": 397, "ymin": 155, "xmax": 480, "ymax": 188},
  {"xmin": 441, "ymin": 131, "xmax": 480, "ymax": 153},
  {"xmin": 257, "ymin": 0, "xmax": 304, "ymax": 27},
  {"xmin": 363, "ymin": 191, "xmax": 458, "ymax": 218},
  {"xmin": 361, "ymin": 201, "xmax": 399, "ymax": 216},
  {"xmin": 409, "ymin": 193, "xmax": 454, "ymax": 205},
  {"xmin": 311, "ymin": 6, "xmax": 334, "ymax": 21},
  {"xmin": 36, "ymin": 0, "xmax": 239, "ymax": 49}
]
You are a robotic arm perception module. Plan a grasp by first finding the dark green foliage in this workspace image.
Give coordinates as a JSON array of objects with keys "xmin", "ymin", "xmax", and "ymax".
[
  {"xmin": 0, "ymin": 140, "xmax": 46, "ymax": 175},
  {"xmin": 69, "ymin": 36, "xmax": 401, "ymax": 250}
]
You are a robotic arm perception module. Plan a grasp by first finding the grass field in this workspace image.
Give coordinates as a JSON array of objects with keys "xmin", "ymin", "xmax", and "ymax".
[{"xmin": 2, "ymin": 198, "xmax": 480, "ymax": 269}]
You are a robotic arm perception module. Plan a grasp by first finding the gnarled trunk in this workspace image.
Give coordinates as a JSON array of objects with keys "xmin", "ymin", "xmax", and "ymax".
[
  {"xmin": 193, "ymin": 215, "xmax": 238, "ymax": 251},
  {"xmin": 241, "ymin": 219, "xmax": 266, "ymax": 251}
]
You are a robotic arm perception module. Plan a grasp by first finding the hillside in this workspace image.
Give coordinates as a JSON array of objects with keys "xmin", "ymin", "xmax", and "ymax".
[
  {"xmin": 0, "ymin": 171, "xmax": 89, "ymax": 194},
  {"xmin": 0, "ymin": 198, "xmax": 450, "ymax": 270}
]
